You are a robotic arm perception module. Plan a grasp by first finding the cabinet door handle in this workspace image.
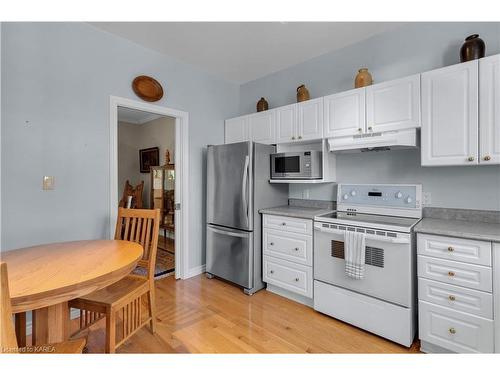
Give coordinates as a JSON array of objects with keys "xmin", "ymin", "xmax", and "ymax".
[
  {"xmin": 269, "ymin": 242, "xmax": 274, "ymax": 246},
  {"xmin": 294, "ymin": 247, "xmax": 299, "ymax": 251},
  {"xmin": 270, "ymin": 270, "xmax": 274, "ymax": 274},
  {"xmin": 449, "ymin": 328, "xmax": 456, "ymax": 334},
  {"xmin": 448, "ymin": 271, "xmax": 455, "ymax": 277},
  {"xmin": 483, "ymin": 155, "xmax": 491, "ymax": 161},
  {"xmin": 468, "ymin": 156, "xmax": 475, "ymax": 162},
  {"xmin": 368, "ymin": 126, "xmax": 373, "ymax": 131},
  {"xmin": 448, "ymin": 295, "xmax": 456, "ymax": 301},
  {"xmin": 294, "ymin": 277, "xmax": 299, "ymax": 282},
  {"xmin": 298, "ymin": 135, "xmax": 302, "ymax": 139},
  {"xmin": 448, "ymin": 246, "xmax": 454, "ymax": 252},
  {"xmin": 291, "ymin": 136, "xmax": 296, "ymax": 140},
  {"xmin": 358, "ymin": 128, "xmax": 362, "ymax": 133},
  {"xmin": 282, "ymin": 222, "xmax": 287, "ymax": 226}
]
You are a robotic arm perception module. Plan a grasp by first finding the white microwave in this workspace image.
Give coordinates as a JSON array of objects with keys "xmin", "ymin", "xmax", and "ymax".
[{"xmin": 270, "ymin": 151, "xmax": 322, "ymax": 179}]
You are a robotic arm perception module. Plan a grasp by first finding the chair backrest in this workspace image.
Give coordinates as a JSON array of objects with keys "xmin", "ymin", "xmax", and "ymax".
[
  {"xmin": 114, "ymin": 208, "xmax": 160, "ymax": 281},
  {"xmin": 0, "ymin": 262, "xmax": 19, "ymax": 353},
  {"xmin": 119, "ymin": 180, "xmax": 144, "ymax": 209}
]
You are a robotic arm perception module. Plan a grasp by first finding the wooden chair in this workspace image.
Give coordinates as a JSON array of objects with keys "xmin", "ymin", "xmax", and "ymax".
[
  {"xmin": 68, "ymin": 208, "xmax": 160, "ymax": 353},
  {"xmin": 0, "ymin": 262, "xmax": 86, "ymax": 354},
  {"xmin": 119, "ymin": 180, "xmax": 144, "ymax": 209}
]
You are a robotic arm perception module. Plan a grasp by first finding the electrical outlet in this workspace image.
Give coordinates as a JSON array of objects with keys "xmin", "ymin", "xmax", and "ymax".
[
  {"xmin": 422, "ymin": 192, "xmax": 432, "ymax": 206},
  {"xmin": 43, "ymin": 176, "xmax": 55, "ymax": 190}
]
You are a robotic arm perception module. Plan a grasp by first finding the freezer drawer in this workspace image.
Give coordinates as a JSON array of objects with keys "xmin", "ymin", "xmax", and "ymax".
[{"xmin": 206, "ymin": 224, "xmax": 253, "ymax": 289}]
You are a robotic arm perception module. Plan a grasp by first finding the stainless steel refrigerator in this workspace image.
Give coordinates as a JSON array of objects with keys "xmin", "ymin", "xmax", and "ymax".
[{"xmin": 206, "ymin": 141, "xmax": 288, "ymax": 294}]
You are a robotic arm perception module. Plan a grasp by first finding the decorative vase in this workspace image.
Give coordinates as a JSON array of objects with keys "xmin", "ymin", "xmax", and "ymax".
[
  {"xmin": 460, "ymin": 34, "xmax": 485, "ymax": 62},
  {"xmin": 256, "ymin": 97, "xmax": 269, "ymax": 112},
  {"xmin": 296, "ymin": 84, "xmax": 310, "ymax": 102},
  {"xmin": 354, "ymin": 68, "xmax": 373, "ymax": 88}
]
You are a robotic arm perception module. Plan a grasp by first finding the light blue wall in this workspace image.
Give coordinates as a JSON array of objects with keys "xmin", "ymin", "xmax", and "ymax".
[
  {"xmin": 240, "ymin": 22, "xmax": 500, "ymax": 210},
  {"xmin": 1, "ymin": 23, "xmax": 240, "ymax": 272}
]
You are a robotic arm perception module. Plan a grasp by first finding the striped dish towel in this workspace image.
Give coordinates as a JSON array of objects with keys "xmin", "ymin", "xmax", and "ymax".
[{"xmin": 344, "ymin": 230, "xmax": 366, "ymax": 279}]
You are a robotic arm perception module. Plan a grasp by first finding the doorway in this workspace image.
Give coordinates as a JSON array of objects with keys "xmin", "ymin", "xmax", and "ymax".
[{"xmin": 109, "ymin": 96, "xmax": 189, "ymax": 280}]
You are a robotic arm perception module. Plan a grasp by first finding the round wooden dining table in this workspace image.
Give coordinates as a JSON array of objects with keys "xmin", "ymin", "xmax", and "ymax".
[{"xmin": 2, "ymin": 240, "xmax": 143, "ymax": 345}]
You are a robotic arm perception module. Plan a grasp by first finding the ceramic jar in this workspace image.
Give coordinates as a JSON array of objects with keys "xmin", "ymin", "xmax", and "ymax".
[
  {"xmin": 354, "ymin": 68, "xmax": 373, "ymax": 88},
  {"xmin": 460, "ymin": 34, "xmax": 485, "ymax": 62},
  {"xmin": 256, "ymin": 97, "xmax": 269, "ymax": 112},
  {"xmin": 296, "ymin": 84, "xmax": 310, "ymax": 102}
]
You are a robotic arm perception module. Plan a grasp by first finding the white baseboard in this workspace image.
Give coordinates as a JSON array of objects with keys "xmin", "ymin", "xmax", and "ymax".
[
  {"xmin": 266, "ymin": 284, "xmax": 314, "ymax": 307},
  {"xmin": 186, "ymin": 264, "xmax": 206, "ymax": 279}
]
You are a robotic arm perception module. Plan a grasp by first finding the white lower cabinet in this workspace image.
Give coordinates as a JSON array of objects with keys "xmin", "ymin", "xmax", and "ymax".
[
  {"xmin": 419, "ymin": 301, "xmax": 494, "ymax": 353},
  {"xmin": 417, "ymin": 233, "xmax": 495, "ymax": 353},
  {"xmin": 262, "ymin": 214, "xmax": 313, "ymax": 302}
]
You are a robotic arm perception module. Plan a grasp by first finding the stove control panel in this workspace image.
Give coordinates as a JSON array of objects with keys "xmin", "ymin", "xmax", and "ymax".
[{"xmin": 338, "ymin": 184, "xmax": 422, "ymax": 211}]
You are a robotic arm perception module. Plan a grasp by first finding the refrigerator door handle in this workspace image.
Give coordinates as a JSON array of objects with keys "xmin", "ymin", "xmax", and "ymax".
[
  {"xmin": 242, "ymin": 155, "xmax": 250, "ymax": 219},
  {"xmin": 207, "ymin": 225, "xmax": 249, "ymax": 238}
]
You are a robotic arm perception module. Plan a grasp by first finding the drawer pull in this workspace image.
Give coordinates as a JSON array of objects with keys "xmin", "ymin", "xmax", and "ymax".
[
  {"xmin": 447, "ymin": 246, "xmax": 454, "ymax": 252},
  {"xmin": 468, "ymin": 156, "xmax": 475, "ymax": 162},
  {"xmin": 294, "ymin": 247, "xmax": 299, "ymax": 251},
  {"xmin": 449, "ymin": 328, "xmax": 456, "ymax": 334},
  {"xmin": 448, "ymin": 271, "xmax": 455, "ymax": 277},
  {"xmin": 483, "ymin": 155, "xmax": 491, "ymax": 161},
  {"xmin": 448, "ymin": 295, "xmax": 456, "ymax": 301},
  {"xmin": 270, "ymin": 270, "xmax": 274, "ymax": 274},
  {"xmin": 269, "ymin": 242, "xmax": 274, "ymax": 246},
  {"xmin": 294, "ymin": 278, "xmax": 299, "ymax": 282},
  {"xmin": 282, "ymin": 222, "xmax": 287, "ymax": 226}
]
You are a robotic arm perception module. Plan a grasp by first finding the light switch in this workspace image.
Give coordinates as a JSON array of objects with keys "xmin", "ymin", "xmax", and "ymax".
[
  {"xmin": 422, "ymin": 192, "xmax": 432, "ymax": 206},
  {"xmin": 43, "ymin": 176, "xmax": 55, "ymax": 190}
]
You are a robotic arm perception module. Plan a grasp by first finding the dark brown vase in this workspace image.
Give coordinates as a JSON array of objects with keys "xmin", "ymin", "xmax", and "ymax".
[
  {"xmin": 256, "ymin": 97, "xmax": 269, "ymax": 112},
  {"xmin": 460, "ymin": 34, "xmax": 485, "ymax": 62},
  {"xmin": 296, "ymin": 84, "xmax": 310, "ymax": 102}
]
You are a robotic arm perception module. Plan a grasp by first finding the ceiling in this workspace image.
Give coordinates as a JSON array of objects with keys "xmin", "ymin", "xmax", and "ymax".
[
  {"xmin": 90, "ymin": 22, "xmax": 404, "ymax": 84},
  {"xmin": 117, "ymin": 106, "xmax": 163, "ymax": 124}
]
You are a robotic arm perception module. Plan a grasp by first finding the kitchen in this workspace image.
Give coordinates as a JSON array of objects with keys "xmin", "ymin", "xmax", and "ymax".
[
  {"xmin": 1, "ymin": 17, "xmax": 500, "ymax": 368},
  {"xmin": 207, "ymin": 31, "xmax": 500, "ymax": 353}
]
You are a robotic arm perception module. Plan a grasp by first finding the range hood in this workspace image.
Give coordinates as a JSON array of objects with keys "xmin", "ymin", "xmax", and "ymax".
[{"xmin": 328, "ymin": 128, "xmax": 418, "ymax": 153}]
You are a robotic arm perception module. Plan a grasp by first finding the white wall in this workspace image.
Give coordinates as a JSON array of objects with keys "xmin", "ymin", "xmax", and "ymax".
[
  {"xmin": 1, "ymin": 23, "xmax": 240, "ymax": 273},
  {"xmin": 240, "ymin": 22, "xmax": 500, "ymax": 211},
  {"xmin": 118, "ymin": 117, "xmax": 175, "ymax": 208}
]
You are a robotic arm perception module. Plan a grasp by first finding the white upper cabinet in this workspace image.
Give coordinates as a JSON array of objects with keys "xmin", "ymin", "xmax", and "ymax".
[
  {"xmin": 479, "ymin": 54, "xmax": 500, "ymax": 164},
  {"xmin": 366, "ymin": 74, "xmax": 421, "ymax": 133},
  {"xmin": 324, "ymin": 88, "xmax": 366, "ymax": 137},
  {"xmin": 248, "ymin": 110, "xmax": 276, "ymax": 144},
  {"xmin": 276, "ymin": 103, "xmax": 297, "ymax": 143},
  {"xmin": 297, "ymin": 97, "xmax": 324, "ymax": 141},
  {"xmin": 225, "ymin": 116, "xmax": 248, "ymax": 144},
  {"xmin": 421, "ymin": 60, "xmax": 479, "ymax": 166}
]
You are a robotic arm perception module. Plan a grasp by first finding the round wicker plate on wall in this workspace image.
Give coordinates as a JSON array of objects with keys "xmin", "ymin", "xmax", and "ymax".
[{"xmin": 132, "ymin": 75, "xmax": 164, "ymax": 102}]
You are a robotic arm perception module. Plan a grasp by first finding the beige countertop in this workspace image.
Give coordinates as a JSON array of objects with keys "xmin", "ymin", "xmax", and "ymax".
[
  {"xmin": 414, "ymin": 218, "xmax": 500, "ymax": 243},
  {"xmin": 259, "ymin": 205, "xmax": 335, "ymax": 220}
]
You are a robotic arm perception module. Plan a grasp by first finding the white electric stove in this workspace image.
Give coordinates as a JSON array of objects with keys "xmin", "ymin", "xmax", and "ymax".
[{"xmin": 313, "ymin": 183, "xmax": 422, "ymax": 347}]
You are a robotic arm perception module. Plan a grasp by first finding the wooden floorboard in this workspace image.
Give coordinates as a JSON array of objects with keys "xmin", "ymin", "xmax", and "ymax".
[{"xmin": 78, "ymin": 275, "xmax": 421, "ymax": 353}]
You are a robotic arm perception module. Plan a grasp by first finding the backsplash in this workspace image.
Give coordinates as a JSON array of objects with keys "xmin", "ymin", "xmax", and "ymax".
[{"xmin": 289, "ymin": 149, "xmax": 500, "ymax": 211}]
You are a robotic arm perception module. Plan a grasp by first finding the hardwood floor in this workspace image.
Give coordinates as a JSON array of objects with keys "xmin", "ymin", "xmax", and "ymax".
[{"xmin": 79, "ymin": 275, "xmax": 421, "ymax": 353}]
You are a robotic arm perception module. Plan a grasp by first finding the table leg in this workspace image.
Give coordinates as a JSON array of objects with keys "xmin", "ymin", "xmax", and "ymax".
[{"xmin": 32, "ymin": 302, "xmax": 69, "ymax": 345}]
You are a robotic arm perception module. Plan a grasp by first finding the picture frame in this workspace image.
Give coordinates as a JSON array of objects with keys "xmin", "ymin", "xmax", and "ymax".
[{"xmin": 139, "ymin": 147, "xmax": 160, "ymax": 173}]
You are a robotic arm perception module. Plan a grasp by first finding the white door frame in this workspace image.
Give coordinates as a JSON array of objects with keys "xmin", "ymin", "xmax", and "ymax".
[{"xmin": 109, "ymin": 95, "xmax": 189, "ymax": 280}]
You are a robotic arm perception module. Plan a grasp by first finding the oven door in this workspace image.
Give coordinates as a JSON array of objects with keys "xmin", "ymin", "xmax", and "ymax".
[{"xmin": 313, "ymin": 222, "xmax": 413, "ymax": 307}]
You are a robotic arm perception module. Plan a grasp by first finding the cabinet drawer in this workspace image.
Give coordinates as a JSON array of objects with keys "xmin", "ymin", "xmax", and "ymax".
[
  {"xmin": 419, "ymin": 301, "xmax": 494, "ymax": 353},
  {"xmin": 263, "ymin": 228, "xmax": 312, "ymax": 266},
  {"xmin": 263, "ymin": 256, "xmax": 312, "ymax": 298},
  {"xmin": 417, "ymin": 233, "xmax": 491, "ymax": 266},
  {"xmin": 419, "ymin": 278, "xmax": 493, "ymax": 319},
  {"xmin": 418, "ymin": 255, "xmax": 492, "ymax": 292},
  {"xmin": 263, "ymin": 215, "xmax": 312, "ymax": 235}
]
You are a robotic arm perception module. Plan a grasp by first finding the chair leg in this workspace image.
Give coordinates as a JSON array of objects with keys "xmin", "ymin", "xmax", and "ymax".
[
  {"xmin": 105, "ymin": 307, "xmax": 116, "ymax": 354},
  {"xmin": 15, "ymin": 312, "xmax": 27, "ymax": 347},
  {"xmin": 147, "ymin": 290, "xmax": 156, "ymax": 334}
]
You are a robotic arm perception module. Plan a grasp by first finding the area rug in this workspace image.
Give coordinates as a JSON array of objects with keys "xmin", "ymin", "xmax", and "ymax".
[{"xmin": 133, "ymin": 237, "xmax": 175, "ymax": 280}]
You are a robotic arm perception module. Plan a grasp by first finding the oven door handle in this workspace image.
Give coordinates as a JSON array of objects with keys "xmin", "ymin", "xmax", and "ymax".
[{"xmin": 314, "ymin": 225, "xmax": 410, "ymax": 244}]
